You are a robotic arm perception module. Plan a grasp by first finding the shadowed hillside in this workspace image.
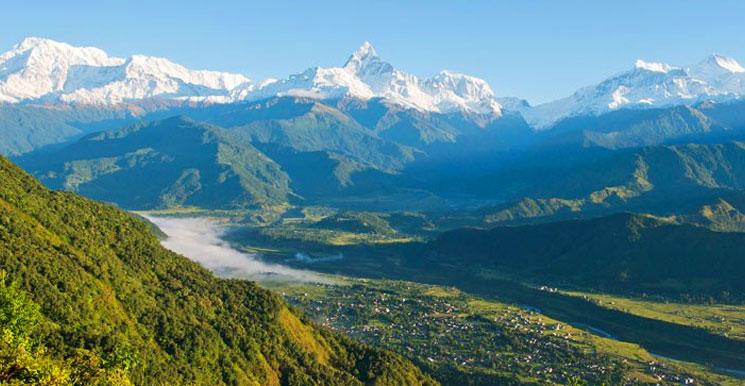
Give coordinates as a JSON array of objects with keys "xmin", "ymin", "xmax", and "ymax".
[{"xmin": 427, "ymin": 213, "xmax": 745, "ymax": 300}]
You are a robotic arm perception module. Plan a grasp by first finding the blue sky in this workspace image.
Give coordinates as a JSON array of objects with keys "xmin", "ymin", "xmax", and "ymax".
[{"xmin": 3, "ymin": 0, "xmax": 745, "ymax": 104}]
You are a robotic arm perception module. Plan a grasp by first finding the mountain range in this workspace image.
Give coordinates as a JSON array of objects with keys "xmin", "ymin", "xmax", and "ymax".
[
  {"xmin": 6, "ymin": 37, "xmax": 745, "ymax": 220},
  {"xmin": 524, "ymin": 55, "xmax": 745, "ymax": 127},
  {"xmin": 0, "ymin": 38, "xmax": 503, "ymax": 117},
  {"xmin": 4, "ymin": 37, "xmax": 745, "ymax": 126}
]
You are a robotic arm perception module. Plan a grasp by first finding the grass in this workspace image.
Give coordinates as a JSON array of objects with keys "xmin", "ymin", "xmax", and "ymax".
[
  {"xmin": 277, "ymin": 307, "xmax": 331, "ymax": 365},
  {"xmin": 327, "ymin": 232, "xmax": 416, "ymax": 246},
  {"xmin": 564, "ymin": 290, "xmax": 745, "ymax": 341}
]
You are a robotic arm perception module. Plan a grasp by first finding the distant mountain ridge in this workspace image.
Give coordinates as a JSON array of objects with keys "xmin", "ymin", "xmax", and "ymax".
[
  {"xmin": 252, "ymin": 42, "xmax": 503, "ymax": 117},
  {"xmin": 15, "ymin": 97, "xmax": 745, "ymax": 211},
  {"xmin": 0, "ymin": 37, "xmax": 251, "ymax": 104},
  {"xmin": 0, "ymin": 37, "xmax": 504, "ymax": 118},
  {"xmin": 526, "ymin": 55, "xmax": 745, "ymax": 127},
  {"xmin": 5, "ymin": 37, "xmax": 745, "ymax": 128},
  {"xmin": 20, "ymin": 116, "xmax": 292, "ymax": 209}
]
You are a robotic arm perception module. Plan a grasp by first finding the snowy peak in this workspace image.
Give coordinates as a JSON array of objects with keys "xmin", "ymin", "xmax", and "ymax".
[
  {"xmin": 253, "ymin": 42, "xmax": 502, "ymax": 116},
  {"xmin": 634, "ymin": 59, "xmax": 677, "ymax": 73},
  {"xmin": 526, "ymin": 54, "xmax": 745, "ymax": 128},
  {"xmin": 0, "ymin": 38, "xmax": 502, "ymax": 116},
  {"xmin": 0, "ymin": 37, "xmax": 251, "ymax": 104},
  {"xmin": 688, "ymin": 54, "xmax": 744, "ymax": 82},
  {"xmin": 429, "ymin": 70, "xmax": 495, "ymax": 99},
  {"xmin": 9, "ymin": 37, "xmax": 122, "ymax": 67},
  {"xmin": 123, "ymin": 55, "xmax": 249, "ymax": 90},
  {"xmin": 343, "ymin": 42, "xmax": 395, "ymax": 81},
  {"xmin": 699, "ymin": 54, "xmax": 745, "ymax": 74},
  {"xmin": 344, "ymin": 41, "xmax": 380, "ymax": 71},
  {"xmin": 0, "ymin": 37, "xmax": 125, "ymax": 102}
]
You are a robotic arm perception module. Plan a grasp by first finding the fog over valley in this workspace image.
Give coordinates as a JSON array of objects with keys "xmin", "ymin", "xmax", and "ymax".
[{"xmin": 144, "ymin": 215, "xmax": 324, "ymax": 283}]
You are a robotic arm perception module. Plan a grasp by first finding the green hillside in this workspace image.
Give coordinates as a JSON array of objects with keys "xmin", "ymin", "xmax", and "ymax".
[
  {"xmin": 0, "ymin": 103, "xmax": 143, "ymax": 156},
  {"xmin": 19, "ymin": 116, "xmax": 291, "ymax": 209},
  {"xmin": 0, "ymin": 156, "xmax": 437, "ymax": 385},
  {"xmin": 546, "ymin": 105, "xmax": 728, "ymax": 149},
  {"xmin": 470, "ymin": 141, "xmax": 745, "ymax": 227}
]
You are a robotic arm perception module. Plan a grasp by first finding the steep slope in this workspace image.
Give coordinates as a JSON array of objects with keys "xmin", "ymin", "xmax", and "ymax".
[
  {"xmin": 227, "ymin": 101, "xmax": 417, "ymax": 171},
  {"xmin": 180, "ymin": 97, "xmax": 420, "ymax": 196},
  {"xmin": 0, "ymin": 103, "xmax": 147, "ymax": 156},
  {"xmin": 543, "ymin": 105, "xmax": 731, "ymax": 149},
  {"xmin": 0, "ymin": 156, "xmax": 438, "ymax": 385},
  {"xmin": 426, "ymin": 213, "xmax": 745, "ymax": 300},
  {"xmin": 19, "ymin": 116, "xmax": 291, "ymax": 209}
]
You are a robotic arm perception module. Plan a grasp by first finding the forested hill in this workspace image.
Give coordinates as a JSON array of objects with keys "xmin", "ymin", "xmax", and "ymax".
[
  {"xmin": 0, "ymin": 156, "xmax": 437, "ymax": 385},
  {"xmin": 425, "ymin": 213, "xmax": 745, "ymax": 301}
]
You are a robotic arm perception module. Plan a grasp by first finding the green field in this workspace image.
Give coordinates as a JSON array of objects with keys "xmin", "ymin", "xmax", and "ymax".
[{"xmin": 564, "ymin": 291, "xmax": 745, "ymax": 342}]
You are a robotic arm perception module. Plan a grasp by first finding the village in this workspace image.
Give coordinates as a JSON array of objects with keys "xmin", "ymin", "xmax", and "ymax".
[{"xmin": 281, "ymin": 280, "xmax": 703, "ymax": 386}]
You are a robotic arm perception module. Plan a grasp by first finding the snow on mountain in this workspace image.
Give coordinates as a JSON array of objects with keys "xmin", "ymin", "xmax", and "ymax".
[
  {"xmin": 249, "ymin": 42, "xmax": 503, "ymax": 116},
  {"xmin": 525, "ymin": 55, "xmax": 745, "ymax": 128},
  {"xmin": 688, "ymin": 54, "xmax": 745, "ymax": 95},
  {"xmin": 0, "ymin": 37, "xmax": 252, "ymax": 104},
  {"xmin": 5, "ymin": 37, "xmax": 745, "ymax": 129},
  {"xmin": 0, "ymin": 38, "xmax": 501, "ymax": 116}
]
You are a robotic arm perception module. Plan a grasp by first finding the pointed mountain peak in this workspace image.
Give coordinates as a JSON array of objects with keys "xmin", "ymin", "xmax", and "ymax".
[
  {"xmin": 702, "ymin": 54, "xmax": 745, "ymax": 73},
  {"xmin": 344, "ymin": 41, "xmax": 390, "ymax": 74},
  {"xmin": 634, "ymin": 59, "xmax": 676, "ymax": 73},
  {"xmin": 351, "ymin": 41, "xmax": 378, "ymax": 60}
]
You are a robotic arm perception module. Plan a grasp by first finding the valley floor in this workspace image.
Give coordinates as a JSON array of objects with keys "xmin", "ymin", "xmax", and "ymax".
[
  {"xmin": 143, "ymin": 212, "xmax": 745, "ymax": 386},
  {"xmin": 269, "ymin": 278, "xmax": 741, "ymax": 386}
]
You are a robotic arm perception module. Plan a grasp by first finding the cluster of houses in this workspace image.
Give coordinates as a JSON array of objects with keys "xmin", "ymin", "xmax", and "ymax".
[{"xmin": 284, "ymin": 282, "xmax": 702, "ymax": 385}]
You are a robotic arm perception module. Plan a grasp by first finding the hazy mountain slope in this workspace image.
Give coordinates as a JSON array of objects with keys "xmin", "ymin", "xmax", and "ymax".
[
  {"xmin": 426, "ymin": 213, "xmax": 745, "ymax": 300},
  {"xmin": 543, "ymin": 105, "xmax": 731, "ymax": 149},
  {"xmin": 0, "ymin": 155, "xmax": 438, "ymax": 385},
  {"xmin": 0, "ymin": 103, "xmax": 149, "ymax": 156},
  {"xmin": 472, "ymin": 141, "xmax": 745, "ymax": 226},
  {"xmin": 178, "ymin": 97, "xmax": 418, "ymax": 170},
  {"xmin": 230, "ymin": 103, "xmax": 417, "ymax": 171},
  {"xmin": 19, "ymin": 116, "xmax": 291, "ymax": 209}
]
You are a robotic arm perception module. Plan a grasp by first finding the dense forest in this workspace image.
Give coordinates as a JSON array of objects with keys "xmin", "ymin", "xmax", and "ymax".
[{"xmin": 426, "ymin": 213, "xmax": 745, "ymax": 301}]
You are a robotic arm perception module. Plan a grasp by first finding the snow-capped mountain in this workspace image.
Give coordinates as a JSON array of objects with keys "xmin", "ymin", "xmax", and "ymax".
[
  {"xmin": 0, "ymin": 38, "xmax": 502, "ymax": 117},
  {"xmin": 5, "ymin": 37, "xmax": 745, "ymax": 129},
  {"xmin": 249, "ymin": 42, "xmax": 503, "ymax": 116},
  {"xmin": 526, "ymin": 55, "xmax": 745, "ymax": 128},
  {"xmin": 0, "ymin": 37, "xmax": 252, "ymax": 104}
]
